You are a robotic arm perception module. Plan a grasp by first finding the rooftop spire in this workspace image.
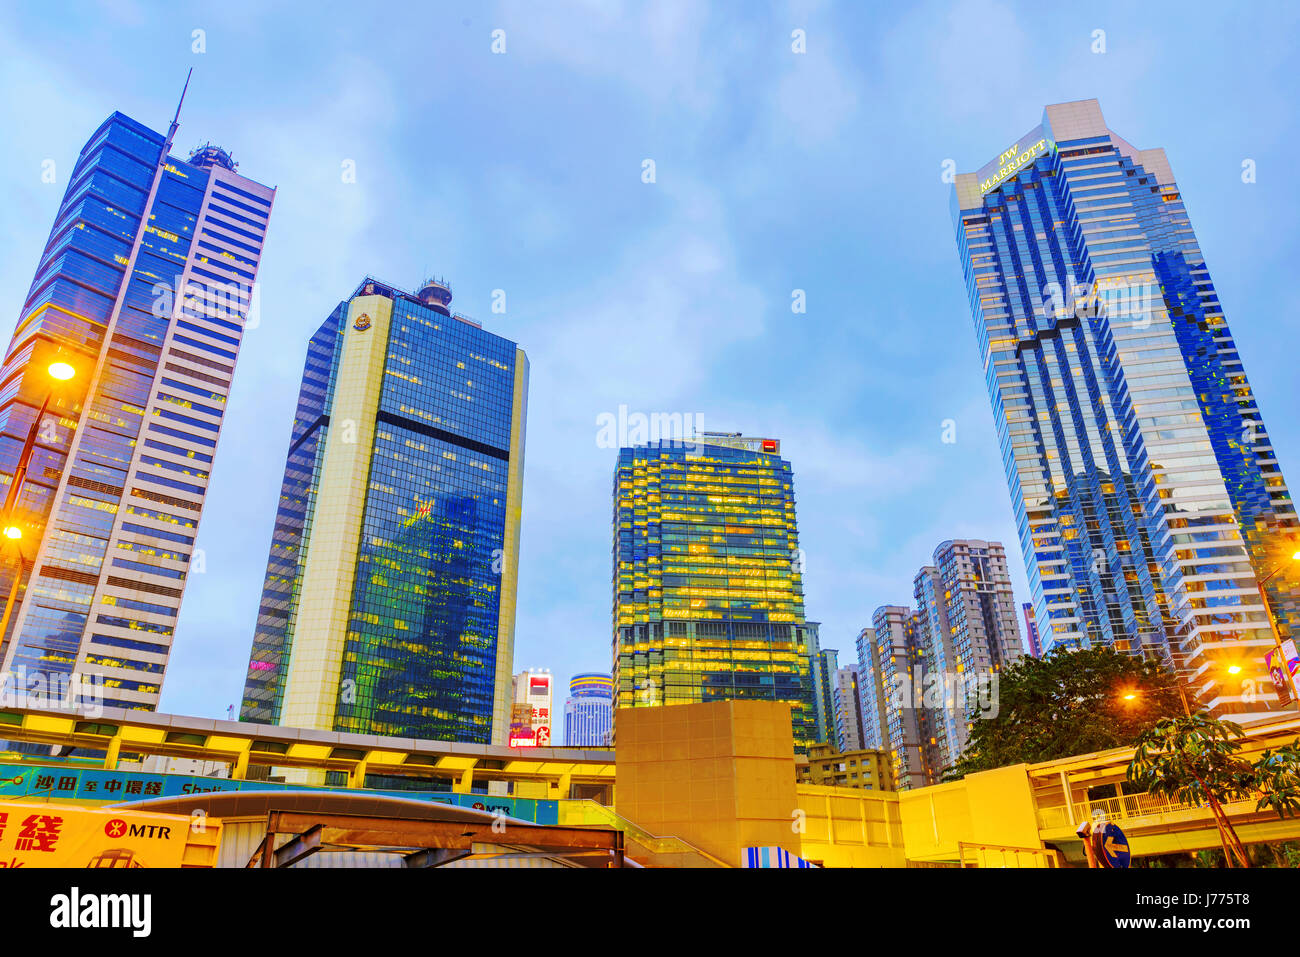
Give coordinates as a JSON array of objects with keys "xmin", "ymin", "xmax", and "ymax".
[{"xmin": 168, "ymin": 68, "xmax": 192, "ymax": 143}]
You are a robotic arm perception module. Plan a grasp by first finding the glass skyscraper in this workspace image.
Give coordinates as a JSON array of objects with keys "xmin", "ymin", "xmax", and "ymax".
[
  {"xmin": 611, "ymin": 434, "xmax": 817, "ymax": 751},
  {"xmin": 563, "ymin": 672, "xmax": 613, "ymax": 747},
  {"xmin": 239, "ymin": 276, "xmax": 528, "ymax": 745},
  {"xmin": 0, "ymin": 108, "xmax": 273, "ymax": 710},
  {"xmin": 952, "ymin": 99, "xmax": 1299, "ymax": 716}
]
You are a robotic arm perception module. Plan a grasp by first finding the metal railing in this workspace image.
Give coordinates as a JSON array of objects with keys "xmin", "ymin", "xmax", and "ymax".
[
  {"xmin": 957, "ymin": 841, "xmax": 1062, "ymax": 868},
  {"xmin": 557, "ymin": 799, "xmax": 732, "ymax": 867},
  {"xmin": 1037, "ymin": 791, "xmax": 1261, "ymax": 830}
]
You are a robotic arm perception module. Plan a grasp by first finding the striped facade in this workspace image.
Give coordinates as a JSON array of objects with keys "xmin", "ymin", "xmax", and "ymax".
[
  {"xmin": 0, "ymin": 110, "xmax": 272, "ymax": 710},
  {"xmin": 563, "ymin": 671, "xmax": 613, "ymax": 747}
]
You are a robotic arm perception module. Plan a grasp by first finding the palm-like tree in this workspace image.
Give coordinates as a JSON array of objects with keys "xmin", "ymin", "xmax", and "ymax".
[{"xmin": 1127, "ymin": 714, "xmax": 1256, "ymax": 868}]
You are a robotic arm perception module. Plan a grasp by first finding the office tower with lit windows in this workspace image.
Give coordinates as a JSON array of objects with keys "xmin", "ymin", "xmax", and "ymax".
[
  {"xmin": 612, "ymin": 434, "xmax": 817, "ymax": 751},
  {"xmin": 239, "ymin": 276, "xmax": 528, "ymax": 745},
  {"xmin": 832, "ymin": 665, "xmax": 867, "ymax": 753},
  {"xmin": 912, "ymin": 539, "xmax": 1022, "ymax": 770},
  {"xmin": 564, "ymin": 671, "xmax": 614, "ymax": 747},
  {"xmin": 952, "ymin": 99, "xmax": 1300, "ymax": 715},
  {"xmin": 0, "ymin": 107, "xmax": 273, "ymax": 710}
]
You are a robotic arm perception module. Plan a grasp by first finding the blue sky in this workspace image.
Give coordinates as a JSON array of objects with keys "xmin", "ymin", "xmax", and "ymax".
[{"xmin": 0, "ymin": 1, "xmax": 1297, "ymax": 733}]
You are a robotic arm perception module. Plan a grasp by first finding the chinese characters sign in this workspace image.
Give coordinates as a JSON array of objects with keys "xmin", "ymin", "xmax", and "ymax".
[{"xmin": 0, "ymin": 800, "xmax": 193, "ymax": 868}]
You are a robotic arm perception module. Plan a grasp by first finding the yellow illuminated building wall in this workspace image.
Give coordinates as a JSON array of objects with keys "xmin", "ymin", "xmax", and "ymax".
[
  {"xmin": 612, "ymin": 438, "xmax": 816, "ymax": 750},
  {"xmin": 615, "ymin": 700, "xmax": 804, "ymax": 866},
  {"xmin": 797, "ymin": 742, "xmax": 893, "ymax": 791}
]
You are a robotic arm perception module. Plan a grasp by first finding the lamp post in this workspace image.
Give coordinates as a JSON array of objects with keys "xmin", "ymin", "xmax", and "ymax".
[
  {"xmin": 1122, "ymin": 659, "xmax": 1245, "ymax": 719},
  {"xmin": 0, "ymin": 361, "xmax": 77, "ymax": 658},
  {"xmin": 1257, "ymin": 551, "xmax": 1300, "ymax": 706}
]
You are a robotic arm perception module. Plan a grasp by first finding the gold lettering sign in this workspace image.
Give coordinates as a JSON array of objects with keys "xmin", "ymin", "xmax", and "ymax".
[{"xmin": 980, "ymin": 138, "xmax": 1050, "ymax": 193}]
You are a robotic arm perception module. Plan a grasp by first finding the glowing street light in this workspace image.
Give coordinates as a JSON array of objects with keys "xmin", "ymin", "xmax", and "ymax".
[
  {"xmin": 47, "ymin": 361, "xmax": 75, "ymax": 381},
  {"xmin": 0, "ymin": 356, "xmax": 81, "ymax": 645}
]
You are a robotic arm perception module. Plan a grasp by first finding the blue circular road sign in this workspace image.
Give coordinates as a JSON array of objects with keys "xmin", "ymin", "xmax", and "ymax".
[{"xmin": 1099, "ymin": 821, "xmax": 1130, "ymax": 868}]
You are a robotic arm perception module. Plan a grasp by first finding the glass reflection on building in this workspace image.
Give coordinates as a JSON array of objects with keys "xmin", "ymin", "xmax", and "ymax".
[
  {"xmin": 951, "ymin": 99, "xmax": 1299, "ymax": 716},
  {"xmin": 612, "ymin": 434, "xmax": 816, "ymax": 752},
  {"xmin": 240, "ymin": 276, "xmax": 527, "ymax": 745}
]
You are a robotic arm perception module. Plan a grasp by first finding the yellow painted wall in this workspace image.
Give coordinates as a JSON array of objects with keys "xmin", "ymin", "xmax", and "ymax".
[
  {"xmin": 795, "ymin": 784, "xmax": 906, "ymax": 867},
  {"xmin": 899, "ymin": 764, "xmax": 1042, "ymax": 862},
  {"xmin": 615, "ymin": 700, "xmax": 801, "ymax": 867}
]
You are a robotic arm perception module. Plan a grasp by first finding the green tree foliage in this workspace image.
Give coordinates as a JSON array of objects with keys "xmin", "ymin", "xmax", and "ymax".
[
  {"xmin": 1253, "ymin": 740, "xmax": 1300, "ymax": 820},
  {"xmin": 946, "ymin": 646, "xmax": 1186, "ymax": 778},
  {"xmin": 1128, "ymin": 714, "xmax": 1255, "ymax": 866}
]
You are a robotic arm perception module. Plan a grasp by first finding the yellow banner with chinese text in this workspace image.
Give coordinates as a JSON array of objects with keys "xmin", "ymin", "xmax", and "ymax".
[{"xmin": 0, "ymin": 800, "xmax": 200, "ymax": 868}]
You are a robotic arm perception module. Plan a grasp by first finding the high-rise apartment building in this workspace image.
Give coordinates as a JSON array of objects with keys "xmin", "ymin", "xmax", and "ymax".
[
  {"xmin": 612, "ymin": 434, "xmax": 817, "ymax": 751},
  {"xmin": 810, "ymin": 639, "xmax": 837, "ymax": 745},
  {"xmin": 858, "ymin": 541, "xmax": 1023, "ymax": 784},
  {"xmin": 564, "ymin": 671, "xmax": 614, "ymax": 747},
  {"xmin": 912, "ymin": 539, "xmax": 1022, "ymax": 769},
  {"xmin": 859, "ymin": 606, "xmax": 931, "ymax": 789},
  {"xmin": 832, "ymin": 665, "xmax": 866, "ymax": 752},
  {"xmin": 239, "ymin": 276, "xmax": 528, "ymax": 745},
  {"xmin": 0, "ymin": 107, "xmax": 273, "ymax": 710},
  {"xmin": 952, "ymin": 99, "xmax": 1299, "ymax": 716}
]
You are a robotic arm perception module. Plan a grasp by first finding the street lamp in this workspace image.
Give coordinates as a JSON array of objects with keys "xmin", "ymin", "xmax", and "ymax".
[
  {"xmin": 1257, "ymin": 551, "xmax": 1300, "ymax": 706},
  {"xmin": 0, "ymin": 360, "xmax": 78, "ymax": 655},
  {"xmin": 1, "ymin": 361, "xmax": 79, "ymax": 521},
  {"xmin": 1124, "ymin": 661, "xmax": 1242, "ymax": 718}
]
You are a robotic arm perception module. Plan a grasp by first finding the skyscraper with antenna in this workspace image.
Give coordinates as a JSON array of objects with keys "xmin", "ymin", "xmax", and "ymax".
[{"xmin": 0, "ymin": 77, "xmax": 275, "ymax": 711}]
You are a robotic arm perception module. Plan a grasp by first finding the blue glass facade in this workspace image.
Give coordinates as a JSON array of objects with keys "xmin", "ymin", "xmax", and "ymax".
[
  {"xmin": 811, "ymin": 642, "xmax": 838, "ymax": 745},
  {"xmin": 241, "ymin": 277, "xmax": 528, "ymax": 745},
  {"xmin": 952, "ymin": 100, "xmax": 1298, "ymax": 714},
  {"xmin": 0, "ymin": 111, "xmax": 272, "ymax": 710},
  {"xmin": 240, "ymin": 304, "xmax": 345, "ymax": 722}
]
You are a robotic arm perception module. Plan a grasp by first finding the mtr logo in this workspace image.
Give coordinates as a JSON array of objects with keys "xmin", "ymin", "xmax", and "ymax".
[{"xmin": 103, "ymin": 819, "xmax": 173, "ymax": 840}]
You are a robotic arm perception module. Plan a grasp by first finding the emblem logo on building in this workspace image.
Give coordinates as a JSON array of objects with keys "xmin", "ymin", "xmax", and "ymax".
[{"xmin": 354, "ymin": 313, "xmax": 371, "ymax": 332}]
